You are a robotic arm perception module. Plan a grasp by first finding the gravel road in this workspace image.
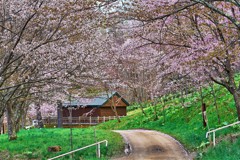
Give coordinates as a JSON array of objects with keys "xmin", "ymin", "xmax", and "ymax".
[{"xmin": 112, "ymin": 130, "xmax": 191, "ymax": 160}]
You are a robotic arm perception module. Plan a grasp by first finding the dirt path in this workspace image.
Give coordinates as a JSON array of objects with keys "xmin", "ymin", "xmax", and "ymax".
[{"xmin": 112, "ymin": 130, "xmax": 191, "ymax": 160}]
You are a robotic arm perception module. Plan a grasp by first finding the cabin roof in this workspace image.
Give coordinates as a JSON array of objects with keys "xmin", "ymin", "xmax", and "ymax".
[{"xmin": 62, "ymin": 91, "xmax": 129, "ymax": 108}]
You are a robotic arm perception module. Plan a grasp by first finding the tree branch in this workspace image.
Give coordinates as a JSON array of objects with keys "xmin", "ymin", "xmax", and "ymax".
[
  {"xmin": 193, "ymin": 0, "xmax": 240, "ymax": 29},
  {"xmin": 148, "ymin": 2, "xmax": 199, "ymax": 22}
]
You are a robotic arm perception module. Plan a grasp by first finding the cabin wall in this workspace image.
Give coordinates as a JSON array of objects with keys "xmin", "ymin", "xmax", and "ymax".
[
  {"xmin": 100, "ymin": 95, "xmax": 127, "ymax": 116},
  {"xmin": 62, "ymin": 108, "xmax": 100, "ymax": 117},
  {"xmin": 62, "ymin": 107, "xmax": 127, "ymax": 117},
  {"xmin": 99, "ymin": 107, "xmax": 126, "ymax": 116}
]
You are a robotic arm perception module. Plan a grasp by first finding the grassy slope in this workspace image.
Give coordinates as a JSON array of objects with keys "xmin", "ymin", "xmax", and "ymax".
[
  {"xmin": 98, "ymin": 84, "xmax": 240, "ymax": 159},
  {"xmin": 0, "ymin": 128, "xmax": 124, "ymax": 160}
]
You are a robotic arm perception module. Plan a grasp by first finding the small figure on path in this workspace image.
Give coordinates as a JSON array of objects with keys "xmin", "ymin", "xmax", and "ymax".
[{"xmin": 124, "ymin": 143, "xmax": 131, "ymax": 156}]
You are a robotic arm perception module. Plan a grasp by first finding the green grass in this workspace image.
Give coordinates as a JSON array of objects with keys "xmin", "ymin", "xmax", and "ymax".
[
  {"xmin": 0, "ymin": 128, "xmax": 124, "ymax": 160},
  {"xmin": 98, "ymin": 83, "xmax": 240, "ymax": 159},
  {"xmin": 201, "ymin": 137, "xmax": 240, "ymax": 160}
]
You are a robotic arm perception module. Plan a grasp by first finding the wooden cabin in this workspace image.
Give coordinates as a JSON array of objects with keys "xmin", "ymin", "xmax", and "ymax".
[
  {"xmin": 61, "ymin": 91, "xmax": 129, "ymax": 118},
  {"xmin": 42, "ymin": 92, "xmax": 129, "ymax": 127}
]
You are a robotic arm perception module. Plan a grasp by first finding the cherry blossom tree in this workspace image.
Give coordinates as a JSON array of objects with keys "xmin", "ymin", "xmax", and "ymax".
[
  {"xmin": 0, "ymin": 0, "xmax": 119, "ymax": 140},
  {"xmin": 1, "ymin": 0, "xmax": 240, "ymax": 140},
  {"xmin": 111, "ymin": 0, "xmax": 240, "ymax": 120}
]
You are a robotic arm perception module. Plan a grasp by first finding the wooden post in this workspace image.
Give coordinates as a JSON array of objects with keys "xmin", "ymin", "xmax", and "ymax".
[
  {"xmin": 202, "ymin": 103, "xmax": 207, "ymax": 128},
  {"xmin": 98, "ymin": 116, "xmax": 99, "ymax": 124},
  {"xmin": 103, "ymin": 116, "xmax": 105, "ymax": 122},
  {"xmin": 79, "ymin": 116, "xmax": 81, "ymax": 124},
  {"xmin": 90, "ymin": 116, "xmax": 92, "ymax": 125}
]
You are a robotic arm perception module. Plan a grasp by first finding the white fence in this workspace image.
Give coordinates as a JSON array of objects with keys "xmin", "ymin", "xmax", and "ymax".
[
  {"xmin": 42, "ymin": 116, "xmax": 124, "ymax": 125},
  {"xmin": 206, "ymin": 121, "xmax": 240, "ymax": 146},
  {"xmin": 48, "ymin": 140, "xmax": 108, "ymax": 160}
]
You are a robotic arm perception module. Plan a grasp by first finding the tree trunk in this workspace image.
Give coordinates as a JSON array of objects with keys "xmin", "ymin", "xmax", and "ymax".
[
  {"xmin": 21, "ymin": 108, "xmax": 28, "ymax": 129},
  {"xmin": 180, "ymin": 89, "xmax": 185, "ymax": 108},
  {"xmin": 0, "ymin": 106, "xmax": 4, "ymax": 120},
  {"xmin": 110, "ymin": 104, "xmax": 121, "ymax": 123},
  {"xmin": 57, "ymin": 100, "xmax": 63, "ymax": 128},
  {"xmin": 0, "ymin": 116, "xmax": 3, "ymax": 134},
  {"xmin": 199, "ymin": 87, "xmax": 209, "ymax": 129},
  {"xmin": 162, "ymin": 97, "xmax": 166, "ymax": 124},
  {"xmin": 14, "ymin": 102, "xmax": 26, "ymax": 132},
  {"xmin": 153, "ymin": 101, "xmax": 158, "ymax": 121},
  {"xmin": 6, "ymin": 105, "xmax": 17, "ymax": 140},
  {"xmin": 133, "ymin": 89, "xmax": 146, "ymax": 115},
  {"xmin": 151, "ymin": 99, "xmax": 158, "ymax": 121},
  {"xmin": 114, "ymin": 107, "xmax": 121, "ymax": 123},
  {"xmin": 209, "ymin": 83, "xmax": 221, "ymax": 124},
  {"xmin": 109, "ymin": 94, "xmax": 121, "ymax": 123},
  {"xmin": 233, "ymin": 91, "xmax": 240, "ymax": 121},
  {"xmin": 36, "ymin": 103, "xmax": 43, "ymax": 128},
  {"xmin": 199, "ymin": 87, "xmax": 204, "ymax": 106},
  {"xmin": 138, "ymin": 99, "xmax": 146, "ymax": 116}
]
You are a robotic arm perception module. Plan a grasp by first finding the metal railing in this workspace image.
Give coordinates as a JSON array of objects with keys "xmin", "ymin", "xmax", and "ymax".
[
  {"xmin": 206, "ymin": 121, "xmax": 240, "ymax": 146},
  {"xmin": 48, "ymin": 140, "xmax": 108, "ymax": 160}
]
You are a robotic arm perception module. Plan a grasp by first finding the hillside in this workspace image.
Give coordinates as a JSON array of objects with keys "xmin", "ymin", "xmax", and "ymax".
[{"xmin": 98, "ymin": 84, "xmax": 240, "ymax": 159}]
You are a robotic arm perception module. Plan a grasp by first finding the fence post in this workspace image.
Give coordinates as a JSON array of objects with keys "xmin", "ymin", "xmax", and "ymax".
[
  {"xmin": 90, "ymin": 116, "xmax": 92, "ymax": 125},
  {"xmin": 213, "ymin": 132, "xmax": 216, "ymax": 146},
  {"xmin": 208, "ymin": 133, "xmax": 212, "ymax": 145},
  {"xmin": 79, "ymin": 116, "xmax": 81, "ymax": 124},
  {"xmin": 98, "ymin": 116, "xmax": 99, "ymax": 124},
  {"xmin": 103, "ymin": 116, "xmax": 105, "ymax": 122},
  {"xmin": 97, "ymin": 143, "xmax": 101, "ymax": 158}
]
